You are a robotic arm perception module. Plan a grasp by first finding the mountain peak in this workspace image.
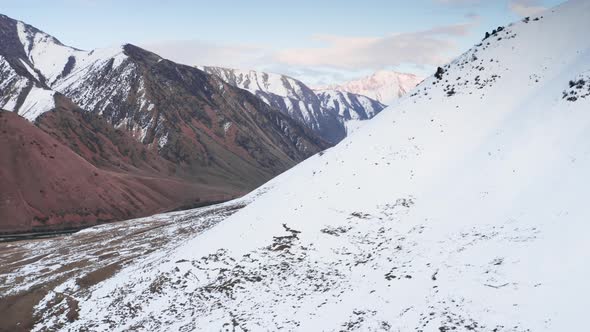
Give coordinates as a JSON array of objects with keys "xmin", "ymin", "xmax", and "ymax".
[
  {"xmin": 315, "ymin": 70, "xmax": 423, "ymax": 104},
  {"xmin": 122, "ymin": 43, "xmax": 162, "ymax": 64},
  {"xmin": 0, "ymin": 13, "xmax": 66, "ymax": 53}
]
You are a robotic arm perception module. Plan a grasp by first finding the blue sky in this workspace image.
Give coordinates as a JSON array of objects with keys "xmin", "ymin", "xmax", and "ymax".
[{"xmin": 0, "ymin": 0, "xmax": 565, "ymax": 85}]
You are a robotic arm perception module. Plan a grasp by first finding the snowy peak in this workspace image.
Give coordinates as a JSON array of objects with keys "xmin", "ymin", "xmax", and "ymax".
[
  {"xmin": 1, "ymin": 14, "xmax": 74, "ymax": 85},
  {"xmin": 0, "ymin": 13, "xmax": 135, "ymax": 121},
  {"xmin": 15, "ymin": 17, "xmax": 67, "ymax": 57},
  {"xmin": 0, "ymin": 14, "xmax": 131, "ymax": 120},
  {"xmin": 0, "ymin": 15, "xmax": 58, "ymax": 120},
  {"xmin": 316, "ymin": 89, "xmax": 385, "ymax": 121},
  {"xmin": 0, "ymin": 14, "xmax": 61, "ymax": 61},
  {"xmin": 199, "ymin": 66, "xmax": 314, "ymax": 101},
  {"xmin": 200, "ymin": 66, "xmax": 388, "ymax": 143},
  {"xmin": 316, "ymin": 70, "xmax": 423, "ymax": 104}
]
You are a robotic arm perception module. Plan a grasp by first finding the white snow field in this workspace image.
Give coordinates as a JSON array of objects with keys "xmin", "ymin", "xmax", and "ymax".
[{"xmin": 7, "ymin": 0, "xmax": 590, "ymax": 330}]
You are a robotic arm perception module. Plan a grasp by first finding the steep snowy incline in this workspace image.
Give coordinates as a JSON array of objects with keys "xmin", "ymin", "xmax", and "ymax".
[
  {"xmin": 315, "ymin": 89, "xmax": 386, "ymax": 135},
  {"xmin": 0, "ymin": 15, "xmax": 128, "ymax": 121},
  {"xmin": 316, "ymin": 70, "xmax": 423, "ymax": 104},
  {"xmin": 0, "ymin": 16, "xmax": 58, "ymax": 120},
  {"xmin": 26, "ymin": 1, "xmax": 590, "ymax": 330},
  {"xmin": 316, "ymin": 89, "xmax": 385, "ymax": 121},
  {"xmin": 200, "ymin": 66, "xmax": 387, "ymax": 143},
  {"xmin": 0, "ymin": 55, "xmax": 55, "ymax": 120},
  {"xmin": 319, "ymin": 88, "xmax": 386, "ymax": 138}
]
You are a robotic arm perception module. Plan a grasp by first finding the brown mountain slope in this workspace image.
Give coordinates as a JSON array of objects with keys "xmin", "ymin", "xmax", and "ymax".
[
  {"xmin": 0, "ymin": 15, "xmax": 330, "ymax": 234},
  {"xmin": 37, "ymin": 94, "xmax": 274, "ymax": 191},
  {"xmin": 56, "ymin": 44, "xmax": 328, "ymax": 178},
  {"xmin": 0, "ymin": 110, "xmax": 234, "ymax": 234}
]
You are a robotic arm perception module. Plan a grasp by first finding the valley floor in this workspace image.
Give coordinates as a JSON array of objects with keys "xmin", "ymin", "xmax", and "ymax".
[{"xmin": 0, "ymin": 198, "xmax": 248, "ymax": 331}]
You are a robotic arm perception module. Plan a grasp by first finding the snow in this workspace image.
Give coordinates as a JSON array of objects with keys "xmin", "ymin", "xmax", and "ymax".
[
  {"xmin": 343, "ymin": 119, "xmax": 366, "ymax": 135},
  {"xmin": 157, "ymin": 133, "xmax": 168, "ymax": 149},
  {"xmin": 52, "ymin": 51, "xmax": 135, "ymax": 116},
  {"xmin": 0, "ymin": 56, "xmax": 23, "ymax": 110},
  {"xmin": 24, "ymin": 1, "xmax": 590, "ymax": 330},
  {"xmin": 317, "ymin": 70, "xmax": 423, "ymax": 105},
  {"xmin": 223, "ymin": 121, "xmax": 233, "ymax": 134},
  {"xmin": 17, "ymin": 21, "xmax": 79, "ymax": 84},
  {"xmin": 0, "ymin": 55, "xmax": 55, "ymax": 119},
  {"xmin": 16, "ymin": 21, "xmax": 30, "ymax": 54},
  {"xmin": 7, "ymin": 17, "xmax": 132, "ymax": 122},
  {"xmin": 19, "ymin": 59, "xmax": 39, "ymax": 80},
  {"xmin": 1, "ymin": 1, "xmax": 588, "ymax": 330},
  {"xmin": 199, "ymin": 67, "xmax": 313, "ymax": 104},
  {"xmin": 317, "ymin": 89, "xmax": 385, "ymax": 120},
  {"xmin": 17, "ymin": 87, "xmax": 55, "ymax": 121}
]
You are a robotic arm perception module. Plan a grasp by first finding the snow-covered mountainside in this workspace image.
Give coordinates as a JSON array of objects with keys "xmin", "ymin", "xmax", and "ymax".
[
  {"xmin": 19, "ymin": 1, "xmax": 590, "ymax": 330},
  {"xmin": 0, "ymin": 15, "xmax": 58, "ymax": 120},
  {"xmin": 0, "ymin": 15, "xmax": 135, "ymax": 121},
  {"xmin": 200, "ymin": 66, "xmax": 386, "ymax": 143},
  {"xmin": 317, "ymin": 70, "xmax": 423, "ymax": 104},
  {"xmin": 315, "ymin": 89, "xmax": 386, "ymax": 135}
]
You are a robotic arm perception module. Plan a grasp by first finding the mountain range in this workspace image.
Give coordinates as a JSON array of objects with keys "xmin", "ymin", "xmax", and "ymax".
[
  {"xmin": 7, "ymin": 0, "xmax": 588, "ymax": 330},
  {"xmin": 199, "ymin": 66, "xmax": 387, "ymax": 143},
  {"xmin": 0, "ymin": 14, "xmax": 331, "ymax": 234}
]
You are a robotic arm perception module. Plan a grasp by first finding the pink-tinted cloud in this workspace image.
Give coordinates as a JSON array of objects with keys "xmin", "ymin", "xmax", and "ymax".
[
  {"xmin": 142, "ymin": 40, "xmax": 266, "ymax": 69},
  {"xmin": 273, "ymin": 22, "xmax": 475, "ymax": 70},
  {"xmin": 509, "ymin": 0, "xmax": 547, "ymax": 16}
]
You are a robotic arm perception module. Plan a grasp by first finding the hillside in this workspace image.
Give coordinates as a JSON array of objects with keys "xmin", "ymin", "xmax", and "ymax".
[{"xmin": 0, "ymin": 110, "xmax": 232, "ymax": 234}]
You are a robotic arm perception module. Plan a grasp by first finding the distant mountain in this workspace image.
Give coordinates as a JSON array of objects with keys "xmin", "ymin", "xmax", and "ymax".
[
  {"xmin": 316, "ymin": 70, "xmax": 423, "ymax": 104},
  {"xmin": 199, "ymin": 66, "xmax": 386, "ymax": 143},
  {"xmin": 0, "ymin": 14, "xmax": 328, "ymax": 233},
  {"xmin": 315, "ymin": 89, "xmax": 385, "ymax": 135}
]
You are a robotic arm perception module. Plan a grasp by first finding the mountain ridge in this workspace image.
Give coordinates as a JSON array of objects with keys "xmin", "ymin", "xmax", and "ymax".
[
  {"xmin": 0, "ymin": 14, "xmax": 328, "ymax": 233},
  {"xmin": 199, "ymin": 66, "xmax": 387, "ymax": 143}
]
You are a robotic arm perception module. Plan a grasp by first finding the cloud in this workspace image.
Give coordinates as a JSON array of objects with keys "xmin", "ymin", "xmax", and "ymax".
[
  {"xmin": 273, "ymin": 22, "xmax": 474, "ymax": 70},
  {"xmin": 434, "ymin": 0, "xmax": 482, "ymax": 5},
  {"xmin": 508, "ymin": 0, "xmax": 547, "ymax": 16},
  {"xmin": 141, "ymin": 40, "xmax": 267, "ymax": 69},
  {"xmin": 141, "ymin": 21, "xmax": 477, "ymax": 86}
]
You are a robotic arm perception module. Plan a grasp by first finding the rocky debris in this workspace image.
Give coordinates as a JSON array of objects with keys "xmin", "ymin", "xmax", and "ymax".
[{"xmin": 563, "ymin": 75, "xmax": 590, "ymax": 102}]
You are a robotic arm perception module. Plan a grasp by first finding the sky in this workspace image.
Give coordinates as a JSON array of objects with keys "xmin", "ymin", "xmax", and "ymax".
[{"xmin": 0, "ymin": 0, "xmax": 565, "ymax": 85}]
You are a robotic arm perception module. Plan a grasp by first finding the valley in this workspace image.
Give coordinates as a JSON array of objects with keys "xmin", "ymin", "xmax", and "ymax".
[{"xmin": 1, "ymin": 0, "xmax": 588, "ymax": 331}]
